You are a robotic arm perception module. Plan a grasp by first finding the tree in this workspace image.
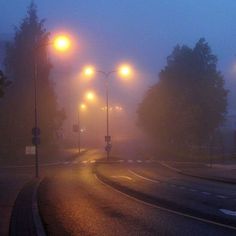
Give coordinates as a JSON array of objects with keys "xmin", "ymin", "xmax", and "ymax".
[
  {"xmin": 137, "ymin": 39, "xmax": 228, "ymax": 152},
  {"xmin": 0, "ymin": 70, "xmax": 10, "ymax": 98},
  {"xmin": 0, "ymin": 2, "xmax": 65, "ymax": 155}
]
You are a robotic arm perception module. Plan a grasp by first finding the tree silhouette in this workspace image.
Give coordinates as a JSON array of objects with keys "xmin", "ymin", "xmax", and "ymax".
[
  {"xmin": 0, "ymin": 2, "xmax": 65, "ymax": 156},
  {"xmin": 137, "ymin": 39, "xmax": 228, "ymax": 153}
]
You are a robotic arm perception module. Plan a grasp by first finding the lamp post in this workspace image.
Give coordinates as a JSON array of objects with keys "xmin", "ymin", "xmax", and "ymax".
[
  {"xmin": 77, "ymin": 103, "xmax": 87, "ymax": 154},
  {"xmin": 83, "ymin": 65, "xmax": 132, "ymax": 161},
  {"xmin": 33, "ymin": 34, "xmax": 71, "ymax": 178}
]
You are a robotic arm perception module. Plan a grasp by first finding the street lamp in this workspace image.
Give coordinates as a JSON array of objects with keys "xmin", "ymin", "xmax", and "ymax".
[
  {"xmin": 82, "ymin": 64, "xmax": 132, "ymax": 160},
  {"xmin": 33, "ymin": 34, "xmax": 71, "ymax": 178},
  {"xmin": 85, "ymin": 90, "xmax": 96, "ymax": 102}
]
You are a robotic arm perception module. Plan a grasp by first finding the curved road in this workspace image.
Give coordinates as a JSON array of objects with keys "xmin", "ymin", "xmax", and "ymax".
[{"xmin": 38, "ymin": 150, "xmax": 236, "ymax": 235}]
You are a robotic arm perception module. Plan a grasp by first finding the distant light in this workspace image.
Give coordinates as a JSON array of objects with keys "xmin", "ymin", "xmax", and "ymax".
[
  {"xmin": 115, "ymin": 106, "xmax": 123, "ymax": 111},
  {"xmin": 80, "ymin": 103, "xmax": 87, "ymax": 110},
  {"xmin": 85, "ymin": 91, "xmax": 95, "ymax": 102},
  {"xmin": 83, "ymin": 66, "xmax": 95, "ymax": 77}
]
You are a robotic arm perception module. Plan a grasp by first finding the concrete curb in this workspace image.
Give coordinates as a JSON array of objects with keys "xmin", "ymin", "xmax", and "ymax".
[
  {"xmin": 32, "ymin": 178, "xmax": 46, "ymax": 236},
  {"xmin": 9, "ymin": 179, "xmax": 46, "ymax": 236},
  {"xmin": 158, "ymin": 161, "xmax": 236, "ymax": 185}
]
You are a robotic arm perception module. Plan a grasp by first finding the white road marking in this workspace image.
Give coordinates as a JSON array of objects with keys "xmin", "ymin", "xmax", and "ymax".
[
  {"xmin": 128, "ymin": 160, "xmax": 133, "ymax": 163},
  {"xmin": 217, "ymin": 195, "xmax": 227, "ymax": 199},
  {"xmin": 128, "ymin": 170, "xmax": 160, "ymax": 183},
  {"xmin": 95, "ymin": 174, "xmax": 236, "ymax": 231},
  {"xmin": 90, "ymin": 160, "xmax": 96, "ymax": 163},
  {"xmin": 63, "ymin": 161, "xmax": 69, "ymax": 165},
  {"xmin": 220, "ymin": 209, "xmax": 236, "ymax": 217},
  {"xmin": 137, "ymin": 160, "xmax": 142, "ymax": 163},
  {"xmin": 202, "ymin": 192, "xmax": 211, "ymax": 196},
  {"xmin": 81, "ymin": 160, "xmax": 88, "ymax": 164},
  {"xmin": 190, "ymin": 189, "xmax": 197, "ymax": 192},
  {"xmin": 111, "ymin": 175, "xmax": 132, "ymax": 181},
  {"xmin": 118, "ymin": 160, "xmax": 124, "ymax": 163}
]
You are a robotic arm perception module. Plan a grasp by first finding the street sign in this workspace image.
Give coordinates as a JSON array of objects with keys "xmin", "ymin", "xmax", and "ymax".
[
  {"xmin": 32, "ymin": 127, "xmax": 40, "ymax": 136},
  {"xmin": 105, "ymin": 143, "xmax": 112, "ymax": 152},
  {"xmin": 32, "ymin": 136, "xmax": 40, "ymax": 145},
  {"xmin": 25, "ymin": 146, "xmax": 36, "ymax": 155},
  {"xmin": 105, "ymin": 135, "xmax": 111, "ymax": 142}
]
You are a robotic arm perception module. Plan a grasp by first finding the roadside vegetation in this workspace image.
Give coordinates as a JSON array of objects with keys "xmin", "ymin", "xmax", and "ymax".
[
  {"xmin": 0, "ymin": 3, "xmax": 65, "ymax": 161},
  {"xmin": 137, "ymin": 39, "xmax": 228, "ymax": 160}
]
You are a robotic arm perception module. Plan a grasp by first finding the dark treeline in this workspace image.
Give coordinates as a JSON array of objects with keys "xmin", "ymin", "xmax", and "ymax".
[
  {"xmin": 0, "ymin": 2, "xmax": 65, "ymax": 159},
  {"xmin": 137, "ymin": 39, "xmax": 228, "ymax": 157}
]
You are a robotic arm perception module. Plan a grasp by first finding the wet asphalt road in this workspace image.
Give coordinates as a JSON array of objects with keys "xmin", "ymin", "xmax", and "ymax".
[{"xmin": 38, "ymin": 150, "xmax": 236, "ymax": 235}]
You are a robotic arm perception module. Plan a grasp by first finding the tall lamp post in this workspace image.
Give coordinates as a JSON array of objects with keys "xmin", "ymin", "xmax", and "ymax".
[
  {"xmin": 83, "ymin": 65, "xmax": 132, "ymax": 161},
  {"xmin": 33, "ymin": 34, "xmax": 71, "ymax": 178},
  {"xmin": 77, "ymin": 103, "xmax": 87, "ymax": 154}
]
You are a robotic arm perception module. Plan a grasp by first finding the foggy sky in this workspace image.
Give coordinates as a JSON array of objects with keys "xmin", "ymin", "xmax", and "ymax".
[{"xmin": 1, "ymin": 0, "xmax": 236, "ymax": 119}]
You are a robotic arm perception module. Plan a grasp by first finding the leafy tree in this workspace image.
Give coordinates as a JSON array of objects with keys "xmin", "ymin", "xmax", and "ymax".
[
  {"xmin": 0, "ymin": 2, "xmax": 65, "ymax": 154},
  {"xmin": 137, "ymin": 39, "xmax": 228, "ymax": 152},
  {"xmin": 0, "ymin": 70, "xmax": 10, "ymax": 98}
]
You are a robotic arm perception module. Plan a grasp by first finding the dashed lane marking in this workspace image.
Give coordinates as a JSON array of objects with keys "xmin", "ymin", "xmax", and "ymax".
[
  {"xmin": 190, "ymin": 189, "xmax": 197, "ymax": 192},
  {"xmin": 128, "ymin": 170, "xmax": 229, "ymax": 201},
  {"xmin": 220, "ymin": 209, "xmax": 236, "ymax": 217},
  {"xmin": 217, "ymin": 195, "xmax": 227, "ymax": 199}
]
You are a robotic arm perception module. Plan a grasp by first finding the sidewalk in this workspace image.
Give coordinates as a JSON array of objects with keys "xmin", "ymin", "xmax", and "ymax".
[{"xmin": 160, "ymin": 161, "xmax": 236, "ymax": 185}]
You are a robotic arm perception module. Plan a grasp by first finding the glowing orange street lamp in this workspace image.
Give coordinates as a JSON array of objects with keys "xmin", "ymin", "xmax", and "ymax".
[
  {"xmin": 53, "ymin": 35, "xmax": 71, "ymax": 52},
  {"xmin": 33, "ymin": 34, "xmax": 72, "ymax": 178},
  {"xmin": 82, "ymin": 64, "xmax": 133, "ymax": 160},
  {"xmin": 118, "ymin": 64, "xmax": 132, "ymax": 78},
  {"xmin": 80, "ymin": 103, "xmax": 87, "ymax": 110},
  {"xmin": 85, "ymin": 90, "xmax": 96, "ymax": 102},
  {"xmin": 83, "ymin": 66, "xmax": 95, "ymax": 77}
]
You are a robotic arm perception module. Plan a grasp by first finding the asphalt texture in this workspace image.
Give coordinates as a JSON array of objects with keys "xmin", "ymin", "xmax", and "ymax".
[{"xmin": 38, "ymin": 150, "xmax": 236, "ymax": 235}]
